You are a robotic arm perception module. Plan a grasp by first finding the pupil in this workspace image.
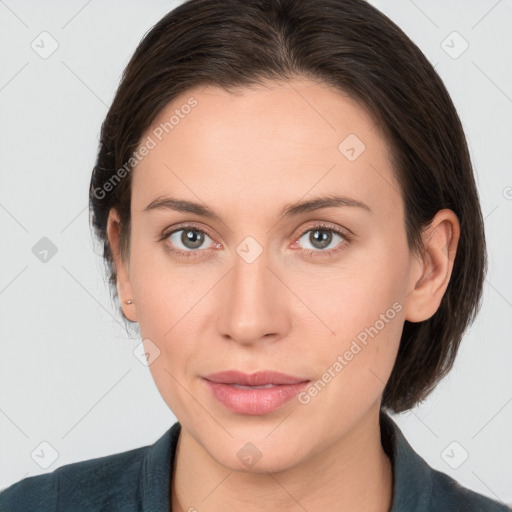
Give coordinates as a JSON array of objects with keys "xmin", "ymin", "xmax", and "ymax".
[
  {"xmin": 183, "ymin": 229, "xmax": 204, "ymax": 249},
  {"xmin": 312, "ymin": 229, "xmax": 331, "ymax": 249}
]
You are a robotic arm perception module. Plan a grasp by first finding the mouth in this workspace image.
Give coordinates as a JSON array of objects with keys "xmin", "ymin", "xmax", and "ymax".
[
  {"xmin": 202, "ymin": 370, "xmax": 309, "ymax": 386},
  {"xmin": 230, "ymin": 383, "xmax": 278, "ymax": 389},
  {"xmin": 201, "ymin": 370, "xmax": 310, "ymax": 415}
]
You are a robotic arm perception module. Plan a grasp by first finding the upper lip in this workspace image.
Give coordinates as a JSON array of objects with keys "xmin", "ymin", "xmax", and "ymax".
[{"xmin": 203, "ymin": 370, "xmax": 310, "ymax": 386}]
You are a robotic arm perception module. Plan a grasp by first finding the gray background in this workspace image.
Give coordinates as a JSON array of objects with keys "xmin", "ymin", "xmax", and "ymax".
[{"xmin": 0, "ymin": 0, "xmax": 511, "ymax": 506}]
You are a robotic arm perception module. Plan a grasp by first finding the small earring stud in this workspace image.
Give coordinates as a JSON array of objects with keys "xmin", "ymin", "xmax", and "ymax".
[{"xmin": 125, "ymin": 299, "xmax": 134, "ymax": 305}]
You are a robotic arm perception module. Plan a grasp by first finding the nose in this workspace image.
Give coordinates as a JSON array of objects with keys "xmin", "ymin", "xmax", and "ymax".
[{"xmin": 216, "ymin": 242, "xmax": 291, "ymax": 347}]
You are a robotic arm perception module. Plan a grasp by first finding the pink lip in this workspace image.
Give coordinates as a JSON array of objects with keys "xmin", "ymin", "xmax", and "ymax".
[
  {"xmin": 203, "ymin": 370, "xmax": 308, "ymax": 386},
  {"xmin": 202, "ymin": 371, "xmax": 310, "ymax": 415}
]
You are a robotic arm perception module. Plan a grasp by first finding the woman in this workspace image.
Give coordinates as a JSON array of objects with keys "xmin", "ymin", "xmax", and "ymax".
[{"xmin": 1, "ymin": 0, "xmax": 508, "ymax": 510}]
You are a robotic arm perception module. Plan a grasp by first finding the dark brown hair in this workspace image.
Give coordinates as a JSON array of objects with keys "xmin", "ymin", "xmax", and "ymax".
[{"xmin": 89, "ymin": 0, "xmax": 487, "ymax": 413}]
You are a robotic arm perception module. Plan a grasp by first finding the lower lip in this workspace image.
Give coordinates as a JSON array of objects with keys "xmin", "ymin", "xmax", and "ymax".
[{"xmin": 203, "ymin": 379, "xmax": 310, "ymax": 415}]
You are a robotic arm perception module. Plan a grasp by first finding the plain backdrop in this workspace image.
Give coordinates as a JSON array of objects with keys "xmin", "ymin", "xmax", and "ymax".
[{"xmin": 0, "ymin": 0, "xmax": 511, "ymax": 506}]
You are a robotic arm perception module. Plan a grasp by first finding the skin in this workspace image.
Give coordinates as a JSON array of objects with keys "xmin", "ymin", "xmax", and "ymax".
[{"xmin": 106, "ymin": 77, "xmax": 460, "ymax": 511}]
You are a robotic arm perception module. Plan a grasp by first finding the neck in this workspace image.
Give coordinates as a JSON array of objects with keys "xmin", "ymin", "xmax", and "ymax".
[{"xmin": 171, "ymin": 404, "xmax": 393, "ymax": 512}]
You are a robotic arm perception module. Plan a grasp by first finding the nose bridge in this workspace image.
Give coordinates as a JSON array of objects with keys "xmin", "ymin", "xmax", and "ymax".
[
  {"xmin": 231, "ymin": 237, "xmax": 272, "ymax": 314},
  {"xmin": 219, "ymin": 236, "xmax": 284, "ymax": 343}
]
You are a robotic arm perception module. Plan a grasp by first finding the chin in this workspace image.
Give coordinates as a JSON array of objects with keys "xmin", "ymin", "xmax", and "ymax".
[{"xmin": 203, "ymin": 433, "xmax": 307, "ymax": 475}]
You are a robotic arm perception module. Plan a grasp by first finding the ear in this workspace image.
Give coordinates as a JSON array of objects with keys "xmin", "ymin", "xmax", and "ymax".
[
  {"xmin": 404, "ymin": 209, "xmax": 460, "ymax": 322},
  {"xmin": 106, "ymin": 208, "xmax": 138, "ymax": 323}
]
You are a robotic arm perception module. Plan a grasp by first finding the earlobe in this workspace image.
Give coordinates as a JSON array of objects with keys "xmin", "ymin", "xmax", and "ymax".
[
  {"xmin": 404, "ymin": 209, "xmax": 460, "ymax": 323},
  {"xmin": 106, "ymin": 208, "xmax": 138, "ymax": 323}
]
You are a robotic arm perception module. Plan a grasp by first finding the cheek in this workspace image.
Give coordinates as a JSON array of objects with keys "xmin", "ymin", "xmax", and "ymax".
[
  {"xmin": 128, "ymin": 227, "xmax": 213, "ymax": 334},
  {"xmin": 134, "ymin": 287, "xmax": 199, "ymax": 418},
  {"xmin": 294, "ymin": 279, "xmax": 404, "ymax": 424},
  {"xmin": 292, "ymin": 231, "xmax": 408, "ymax": 343},
  {"xmin": 126, "ymin": 242, "xmax": 202, "ymax": 406},
  {"xmin": 291, "ymin": 238, "xmax": 407, "ymax": 407}
]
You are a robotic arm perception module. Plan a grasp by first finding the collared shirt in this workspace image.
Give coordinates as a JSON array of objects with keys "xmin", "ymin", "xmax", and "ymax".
[{"xmin": 1, "ymin": 411, "xmax": 509, "ymax": 511}]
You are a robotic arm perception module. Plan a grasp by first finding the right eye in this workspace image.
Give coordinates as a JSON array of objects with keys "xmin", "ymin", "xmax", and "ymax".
[{"xmin": 160, "ymin": 225, "xmax": 219, "ymax": 259}]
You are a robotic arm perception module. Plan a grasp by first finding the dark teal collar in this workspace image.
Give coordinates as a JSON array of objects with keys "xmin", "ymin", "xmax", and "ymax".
[{"xmin": 380, "ymin": 410, "xmax": 433, "ymax": 511}]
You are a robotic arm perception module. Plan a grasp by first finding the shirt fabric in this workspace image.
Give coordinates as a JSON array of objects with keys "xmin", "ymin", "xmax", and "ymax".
[{"xmin": 1, "ymin": 411, "xmax": 509, "ymax": 511}]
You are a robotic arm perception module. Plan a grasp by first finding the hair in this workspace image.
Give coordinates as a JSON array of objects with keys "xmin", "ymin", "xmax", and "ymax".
[{"xmin": 89, "ymin": 0, "xmax": 487, "ymax": 413}]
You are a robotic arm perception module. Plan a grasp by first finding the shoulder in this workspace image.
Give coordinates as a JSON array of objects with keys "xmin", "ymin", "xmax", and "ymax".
[
  {"xmin": 0, "ymin": 443, "xmax": 150, "ymax": 512},
  {"xmin": 380, "ymin": 411, "xmax": 510, "ymax": 512},
  {"xmin": 428, "ymin": 467, "xmax": 511, "ymax": 512}
]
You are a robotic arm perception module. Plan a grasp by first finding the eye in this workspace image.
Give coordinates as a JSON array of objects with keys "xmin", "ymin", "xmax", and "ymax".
[
  {"xmin": 159, "ymin": 222, "xmax": 352, "ymax": 260},
  {"xmin": 294, "ymin": 223, "xmax": 351, "ymax": 257},
  {"xmin": 160, "ymin": 225, "xmax": 218, "ymax": 259}
]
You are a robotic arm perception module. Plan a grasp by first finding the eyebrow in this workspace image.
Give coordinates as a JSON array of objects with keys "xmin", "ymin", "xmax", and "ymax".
[{"xmin": 143, "ymin": 194, "xmax": 372, "ymax": 221}]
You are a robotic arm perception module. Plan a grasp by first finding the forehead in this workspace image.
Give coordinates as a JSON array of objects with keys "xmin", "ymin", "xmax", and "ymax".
[{"xmin": 131, "ymin": 78, "xmax": 400, "ymax": 218}]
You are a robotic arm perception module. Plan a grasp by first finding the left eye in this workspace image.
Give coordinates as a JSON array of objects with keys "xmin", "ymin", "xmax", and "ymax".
[{"xmin": 296, "ymin": 226, "xmax": 347, "ymax": 252}]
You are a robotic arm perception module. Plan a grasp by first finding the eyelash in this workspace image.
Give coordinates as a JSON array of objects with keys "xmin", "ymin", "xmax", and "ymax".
[{"xmin": 158, "ymin": 222, "xmax": 352, "ymax": 260}]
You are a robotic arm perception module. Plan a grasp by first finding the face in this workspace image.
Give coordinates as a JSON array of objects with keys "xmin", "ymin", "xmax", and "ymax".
[{"xmin": 109, "ymin": 78, "xmax": 426, "ymax": 472}]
